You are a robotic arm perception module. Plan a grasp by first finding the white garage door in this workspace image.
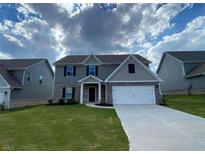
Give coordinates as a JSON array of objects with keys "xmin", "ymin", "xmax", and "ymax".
[{"xmin": 112, "ymin": 86, "xmax": 156, "ymax": 104}]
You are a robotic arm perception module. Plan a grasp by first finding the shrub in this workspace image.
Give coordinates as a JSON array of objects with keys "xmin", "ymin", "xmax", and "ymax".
[
  {"xmin": 66, "ymin": 99, "xmax": 79, "ymax": 105},
  {"xmin": 48, "ymin": 99, "xmax": 53, "ymax": 105},
  {"xmin": 58, "ymin": 99, "xmax": 65, "ymax": 105},
  {"xmin": 0, "ymin": 104, "xmax": 5, "ymax": 110},
  {"xmin": 159, "ymin": 95, "xmax": 166, "ymax": 105}
]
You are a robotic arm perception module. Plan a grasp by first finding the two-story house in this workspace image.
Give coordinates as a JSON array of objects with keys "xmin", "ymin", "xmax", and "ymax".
[
  {"xmin": 0, "ymin": 59, "xmax": 54, "ymax": 108},
  {"xmin": 53, "ymin": 54, "xmax": 161, "ymax": 105},
  {"xmin": 157, "ymin": 51, "xmax": 205, "ymax": 95}
]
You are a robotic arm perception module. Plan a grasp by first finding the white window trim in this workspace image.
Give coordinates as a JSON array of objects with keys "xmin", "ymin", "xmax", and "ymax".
[
  {"xmin": 26, "ymin": 71, "xmax": 32, "ymax": 82},
  {"xmin": 88, "ymin": 65, "xmax": 96, "ymax": 76},
  {"xmin": 66, "ymin": 65, "xmax": 74, "ymax": 76},
  {"xmin": 65, "ymin": 87, "xmax": 73, "ymax": 99}
]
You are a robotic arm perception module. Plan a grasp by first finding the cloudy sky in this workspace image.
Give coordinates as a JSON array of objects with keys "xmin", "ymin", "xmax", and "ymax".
[{"xmin": 0, "ymin": 3, "xmax": 205, "ymax": 70}]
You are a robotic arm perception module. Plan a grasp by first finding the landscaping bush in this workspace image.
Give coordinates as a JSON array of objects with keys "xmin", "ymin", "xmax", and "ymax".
[
  {"xmin": 95, "ymin": 103, "xmax": 113, "ymax": 107},
  {"xmin": 66, "ymin": 99, "xmax": 79, "ymax": 105},
  {"xmin": 48, "ymin": 99, "xmax": 53, "ymax": 105},
  {"xmin": 159, "ymin": 95, "xmax": 167, "ymax": 105},
  {"xmin": 0, "ymin": 104, "xmax": 5, "ymax": 110},
  {"xmin": 58, "ymin": 99, "xmax": 65, "ymax": 105}
]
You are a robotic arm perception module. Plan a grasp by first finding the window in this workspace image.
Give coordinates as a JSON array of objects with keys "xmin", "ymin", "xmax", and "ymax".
[
  {"xmin": 88, "ymin": 65, "xmax": 96, "ymax": 75},
  {"xmin": 66, "ymin": 65, "xmax": 74, "ymax": 76},
  {"xmin": 39, "ymin": 75, "xmax": 43, "ymax": 84},
  {"xmin": 128, "ymin": 64, "xmax": 135, "ymax": 73},
  {"xmin": 65, "ymin": 87, "xmax": 73, "ymax": 99},
  {"xmin": 26, "ymin": 71, "xmax": 32, "ymax": 82}
]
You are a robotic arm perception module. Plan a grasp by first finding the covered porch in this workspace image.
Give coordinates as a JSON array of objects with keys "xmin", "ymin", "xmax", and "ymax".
[{"xmin": 78, "ymin": 75, "xmax": 106, "ymax": 104}]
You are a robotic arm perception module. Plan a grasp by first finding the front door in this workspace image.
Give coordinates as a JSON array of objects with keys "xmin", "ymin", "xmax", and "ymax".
[{"xmin": 89, "ymin": 87, "xmax": 95, "ymax": 102}]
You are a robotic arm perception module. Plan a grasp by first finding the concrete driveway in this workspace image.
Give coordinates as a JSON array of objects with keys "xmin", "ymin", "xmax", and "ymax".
[{"xmin": 114, "ymin": 105, "xmax": 205, "ymax": 151}]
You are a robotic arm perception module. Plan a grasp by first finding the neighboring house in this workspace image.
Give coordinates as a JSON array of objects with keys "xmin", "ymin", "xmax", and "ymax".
[
  {"xmin": 157, "ymin": 51, "xmax": 205, "ymax": 95},
  {"xmin": 53, "ymin": 54, "xmax": 161, "ymax": 105},
  {"xmin": 0, "ymin": 59, "xmax": 54, "ymax": 108}
]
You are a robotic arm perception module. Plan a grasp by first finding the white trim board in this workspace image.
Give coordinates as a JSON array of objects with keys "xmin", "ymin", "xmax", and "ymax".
[
  {"xmin": 105, "ymin": 54, "xmax": 162, "ymax": 82},
  {"xmin": 105, "ymin": 80, "xmax": 159, "ymax": 83},
  {"xmin": 0, "ymin": 74, "xmax": 11, "ymax": 88},
  {"xmin": 82, "ymin": 54, "xmax": 102, "ymax": 64},
  {"xmin": 78, "ymin": 75, "xmax": 103, "ymax": 82}
]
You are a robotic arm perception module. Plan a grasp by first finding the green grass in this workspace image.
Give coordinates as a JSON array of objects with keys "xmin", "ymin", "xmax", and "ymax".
[
  {"xmin": 163, "ymin": 95, "xmax": 205, "ymax": 118},
  {"xmin": 0, "ymin": 105, "xmax": 128, "ymax": 151}
]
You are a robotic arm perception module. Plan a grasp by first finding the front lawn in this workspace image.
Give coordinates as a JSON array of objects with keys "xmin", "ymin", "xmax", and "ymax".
[
  {"xmin": 163, "ymin": 95, "xmax": 205, "ymax": 118},
  {"xmin": 0, "ymin": 105, "xmax": 128, "ymax": 151}
]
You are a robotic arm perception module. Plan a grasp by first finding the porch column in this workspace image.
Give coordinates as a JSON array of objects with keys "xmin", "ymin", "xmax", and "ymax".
[
  {"xmin": 80, "ymin": 83, "xmax": 84, "ymax": 104},
  {"xmin": 98, "ymin": 82, "xmax": 101, "ymax": 103}
]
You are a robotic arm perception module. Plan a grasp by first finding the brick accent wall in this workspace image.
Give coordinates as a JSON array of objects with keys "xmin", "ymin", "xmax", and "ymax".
[
  {"xmin": 53, "ymin": 82, "xmax": 80, "ymax": 103},
  {"xmin": 10, "ymin": 99, "xmax": 48, "ymax": 108},
  {"xmin": 105, "ymin": 82, "xmax": 161, "ymax": 104}
]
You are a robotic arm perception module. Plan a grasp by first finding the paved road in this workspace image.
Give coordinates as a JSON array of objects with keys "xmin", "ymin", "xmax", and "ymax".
[{"xmin": 114, "ymin": 105, "xmax": 205, "ymax": 151}]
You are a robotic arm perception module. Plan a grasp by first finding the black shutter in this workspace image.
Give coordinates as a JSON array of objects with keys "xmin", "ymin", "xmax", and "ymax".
[
  {"xmin": 96, "ymin": 66, "xmax": 98, "ymax": 76},
  {"xmin": 64, "ymin": 66, "xmax": 67, "ymax": 76},
  {"xmin": 86, "ymin": 66, "xmax": 89, "ymax": 76},
  {"xmin": 62, "ymin": 87, "xmax": 66, "ymax": 98},
  {"xmin": 73, "ymin": 66, "xmax": 76, "ymax": 76},
  {"xmin": 72, "ymin": 87, "xmax": 75, "ymax": 99}
]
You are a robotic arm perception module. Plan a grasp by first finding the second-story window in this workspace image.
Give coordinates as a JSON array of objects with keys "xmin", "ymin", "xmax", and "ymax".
[
  {"xmin": 128, "ymin": 64, "xmax": 135, "ymax": 73},
  {"xmin": 88, "ymin": 65, "xmax": 97, "ymax": 76},
  {"xmin": 67, "ymin": 65, "xmax": 74, "ymax": 76},
  {"xmin": 26, "ymin": 71, "xmax": 32, "ymax": 82},
  {"xmin": 39, "ymin": 75, "xmax": 43, "ymax": 84}
]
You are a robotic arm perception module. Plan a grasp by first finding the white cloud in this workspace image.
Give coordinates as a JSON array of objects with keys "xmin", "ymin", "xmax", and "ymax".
[
  {"xmin": 57, "ymin": 3, "xmax": 93, "ymax": 17},
  {"xmin": 51, "ymin": 25, "xmax": 69, "ymax": 60},
  {"xmin": 147, "ymin": 16, "xmax": 205, "ymax": 71},
  {"xmin": 3, "ymin": 34, "xmax": 24, "ymax": 47},
  {"xmin": 0, "ymin": 51, "xmax": 13, "ymax": 59}
]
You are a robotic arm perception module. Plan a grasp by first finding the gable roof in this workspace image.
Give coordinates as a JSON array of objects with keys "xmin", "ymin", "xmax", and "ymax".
[
  {"xmin": 82, "ymin": 54, "xmax": 102, "ymax": 64},
  {"xmin": 157, "ymin": 51, "xmax": 205, "ymax": 73},
  {"xmin": 0, "ymin": 59, "xmax": 53, "ymax": 88},
  {"xmin": 0, "ymin": 64, "xmax": 22, "ymax": 88},
  {"xmin": 53, "ymin": 54, "xmax": 151, "ymax": 65},
  {"xmin": 78, "ymin": 75, "xmax": 103, "ymax": 83},
  {"xmin": 0, "ymin": 59, "xmax": 46, "ymax": 69},
  {"xmin": 105, "ymin": 55, "xmax": 161, "ymax": 82},
  {"xmin": 186, "ymin": 63, "xmax": 205, "ymax": 78},
  {"xmin": 167, "ymin": 51, "xmax": 205, "ymax": 62}
]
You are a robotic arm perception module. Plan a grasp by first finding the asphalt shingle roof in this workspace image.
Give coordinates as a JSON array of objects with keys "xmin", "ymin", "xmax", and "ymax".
[
  {"xmin": 0, "ymin": 59, "xmax": 46, "ymax": 69},
  {"xmin": 186, "ymin": 63, "xmax": 205, "ymax": 77},
  {"xmin": 0, "ymin": 64, "xmax": 22, "ymax": 88},
  {"xmin": 167, "ymin": 51, "xmax": 205, "ymax": 62},
  {"xmin": 0, "ymin": 59, "xmax": 46, "ymax": 88},
  {"xmin": 54, "ymin": 54, "xmax": 151, "ymax": 65}
]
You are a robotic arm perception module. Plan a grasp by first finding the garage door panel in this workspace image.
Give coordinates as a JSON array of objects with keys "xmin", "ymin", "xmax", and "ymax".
[{"xmin": 112, "ymin": 86, "xmax": 156, "ymax": 104}]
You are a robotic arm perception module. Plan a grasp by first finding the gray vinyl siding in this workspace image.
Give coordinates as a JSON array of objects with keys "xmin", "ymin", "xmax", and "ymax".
[
  {"xmin": 98, "ymin": 64, "xmax": 119, "ymax": 80},
  {"xmin": 0, "ymin": 75, "xmax": 8, "ymax": 86},
  {"xmin": 54, "ymin": 64, "xmax": 119, "ymax": 82},
  {"xmin": 183, "ymin": 63, "xmax": 199, "ymax": 75},
  {"xmin": 158, "ymin": 54, "xmax": 205, "ymax": 93},
  {"xmin": 11, "ymin": 70, "xmax": 24, "ymax": 84},
  {"xmin": 10, "ymin": 61, "xmax": 53, "ymax": 100},
  {"xmin": 109, "ymin": 57, "xmax": 155, "ymax": 81},
  {"xmin": 0, "ymin": 87, "xmax": 10, "ymax": 108}
]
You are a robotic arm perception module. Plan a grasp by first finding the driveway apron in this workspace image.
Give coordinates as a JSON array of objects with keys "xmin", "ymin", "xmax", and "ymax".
[{"xmin": 114, "ymin": 105, "xmax": 205, "ymax": 151}]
